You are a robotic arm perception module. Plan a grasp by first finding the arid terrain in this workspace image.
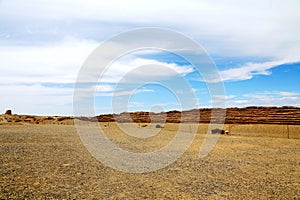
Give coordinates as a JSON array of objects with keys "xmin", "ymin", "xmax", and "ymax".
[
  {"xmin": 1, "ymin": 122, "xmax": 300, "ymax": 199},
  {"xmin": 1, "ymin": 106, "xmax": 300, "ymax": 125},
  {"xmin": 1, "ymin": 107, "xmax": 299, "ymax": 199}
]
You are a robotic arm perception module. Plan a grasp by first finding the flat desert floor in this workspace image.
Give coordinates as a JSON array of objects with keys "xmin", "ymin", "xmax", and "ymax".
[{"xmin": 1, "ymin": 124, "xmax": 299, "ymax": 199}]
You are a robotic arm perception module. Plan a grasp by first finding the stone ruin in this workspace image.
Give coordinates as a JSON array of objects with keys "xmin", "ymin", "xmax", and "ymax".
[{"xmin": 5, "ymin": 109, "xmax": 12, "ymax": 115}]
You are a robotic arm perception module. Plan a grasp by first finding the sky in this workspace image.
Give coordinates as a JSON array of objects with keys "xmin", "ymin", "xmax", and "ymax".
[{"xmin": 0, "ymin": 0, "xmax": 300, "ymax": 115}]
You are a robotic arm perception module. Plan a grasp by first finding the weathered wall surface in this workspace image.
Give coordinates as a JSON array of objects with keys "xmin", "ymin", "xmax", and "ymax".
[{"xmin": 97, "ymin": 106, "xmax": 300, "ymax": 125}]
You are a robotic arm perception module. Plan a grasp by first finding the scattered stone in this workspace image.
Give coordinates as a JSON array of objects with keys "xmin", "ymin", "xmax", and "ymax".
[
  {"xmin": 211, "ymin": 128, "xmax": 225, "ymax": 134},
  {"xmin": 5, "ymin": 110, "xmax": 12, "ymax": 115},
  {"xmin": 156, "ymin": 124, "xmax": 163, "ymax": 128}
]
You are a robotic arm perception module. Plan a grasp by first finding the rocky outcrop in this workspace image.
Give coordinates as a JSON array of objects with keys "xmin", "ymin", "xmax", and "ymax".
[{"xmin": 4, "ymin": 110, "xmax": 12, "ymax": 115}]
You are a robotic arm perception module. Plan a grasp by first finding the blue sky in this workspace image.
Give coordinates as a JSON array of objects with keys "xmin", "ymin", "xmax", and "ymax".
[{"xmin": 0, "ymin": 0, "xmax": 299, "ymax": 115}]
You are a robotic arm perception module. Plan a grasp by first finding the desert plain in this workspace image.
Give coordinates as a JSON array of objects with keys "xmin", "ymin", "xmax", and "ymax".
[{"xmin": 1, "ymin": 117, "xmax": 299, "ymax": 199}]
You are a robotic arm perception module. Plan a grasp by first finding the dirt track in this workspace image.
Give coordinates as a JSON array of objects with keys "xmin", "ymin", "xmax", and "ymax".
[{"xmin": 1, "ymin": 124, "xmax": 299, "ymax": 199}]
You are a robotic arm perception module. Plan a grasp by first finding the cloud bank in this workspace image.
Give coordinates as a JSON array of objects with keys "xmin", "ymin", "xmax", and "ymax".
[{"xmin": 0, "ymin": 0, "xmax": 299, "ymax": 114}]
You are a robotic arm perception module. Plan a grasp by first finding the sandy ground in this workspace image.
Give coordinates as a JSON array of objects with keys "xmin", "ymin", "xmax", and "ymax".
[{"xmin": 1, "ymin": 124, "xmax": 299, "ymax": 199}]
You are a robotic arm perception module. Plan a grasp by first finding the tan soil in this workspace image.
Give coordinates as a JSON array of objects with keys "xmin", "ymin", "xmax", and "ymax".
[{"xmin": 1, "ymin": 124, "xmax": 299, "ymax": 199}]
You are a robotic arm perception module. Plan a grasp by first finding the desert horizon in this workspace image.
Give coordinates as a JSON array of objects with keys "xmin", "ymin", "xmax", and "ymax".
[
  {"xmin": 2, "ymin": 105, "xmax": 300, "ymax": 124},
  {"xmin": 1, "ymin": 0, "xmax": 300, "ymax": 199},
  {"xmin": 1, "ymin": 119, "xmax": 299, "ymax": 198},
  {"xmin": 2, "ymin": 109, "xmax": 300, "ymax": 198}
]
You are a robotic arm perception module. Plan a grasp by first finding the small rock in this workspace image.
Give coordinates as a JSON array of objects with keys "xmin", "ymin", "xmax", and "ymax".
[{"xmin": 5, "ymin": 109, "xmax": 12, "ymax": 115}]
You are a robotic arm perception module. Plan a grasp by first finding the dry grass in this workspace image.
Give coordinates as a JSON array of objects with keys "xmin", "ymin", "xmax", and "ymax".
[
  {"xmin": 223, "ymin": 124, "xmax": 300, "ymax": 139},
  {"xmin": 1, "ymin": 124, "xmax": 300, "ymax": 199},
  {"xmin": 150, "ymin": 123, "xmax": 300, "ymax": 139}
]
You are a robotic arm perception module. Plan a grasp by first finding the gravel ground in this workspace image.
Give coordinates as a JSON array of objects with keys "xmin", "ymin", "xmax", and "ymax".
[{"xmin": 1, "ymin": 124, "xmax": 299, "ymax": 199}]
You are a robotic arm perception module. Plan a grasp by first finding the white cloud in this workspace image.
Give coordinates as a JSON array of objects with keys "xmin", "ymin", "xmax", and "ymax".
[
  {"xmin": 100, "ymin": 57, "xmax": 194, "ymax": 83},
  {"xmin": 213, "ymin": 95, "xmax": 236, "ymax": 99},
  {"xmin": 1, "ymin": 0, "xmax": 299, "ymax": 59},
  {"xmin": 96, "ymin": 88, "xmax": 154, "ymax": 97},
  {"xmin": 208, "ymin": 59, "xmax": 300, "ymax": 82},
  {"xmin": 0, "ymin": 83, "xmax": 73, "ymax": 115},
  {"xmin": 1, "ymin": 0, "xmax": 299, "ymax": 114},
  {"xmin": 1, "ymin": 0, "xmax": 299, "ymax": 84},
  {"xmin": 95, "ymin": 84, "xmax": 115, "ymax": 92},
  {"xmin": 277, "ymin": 91, "xmax": 299, "ymax": 97},
  {"xmin": 226, "ymin": 91, "xmax": 300, "ymax": 107},
  {"xmin": 0, "ymin": 37, "xmax": 98, "ymax": 84},
  {"xmin": 0, "ymin": 36, "xmax": 194, "ymax": 115}
]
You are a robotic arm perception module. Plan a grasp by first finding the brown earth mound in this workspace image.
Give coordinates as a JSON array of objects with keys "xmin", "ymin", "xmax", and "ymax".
[{"xmin": 0, "ymin": 115, "xmax": 75, "ymax": 125}]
